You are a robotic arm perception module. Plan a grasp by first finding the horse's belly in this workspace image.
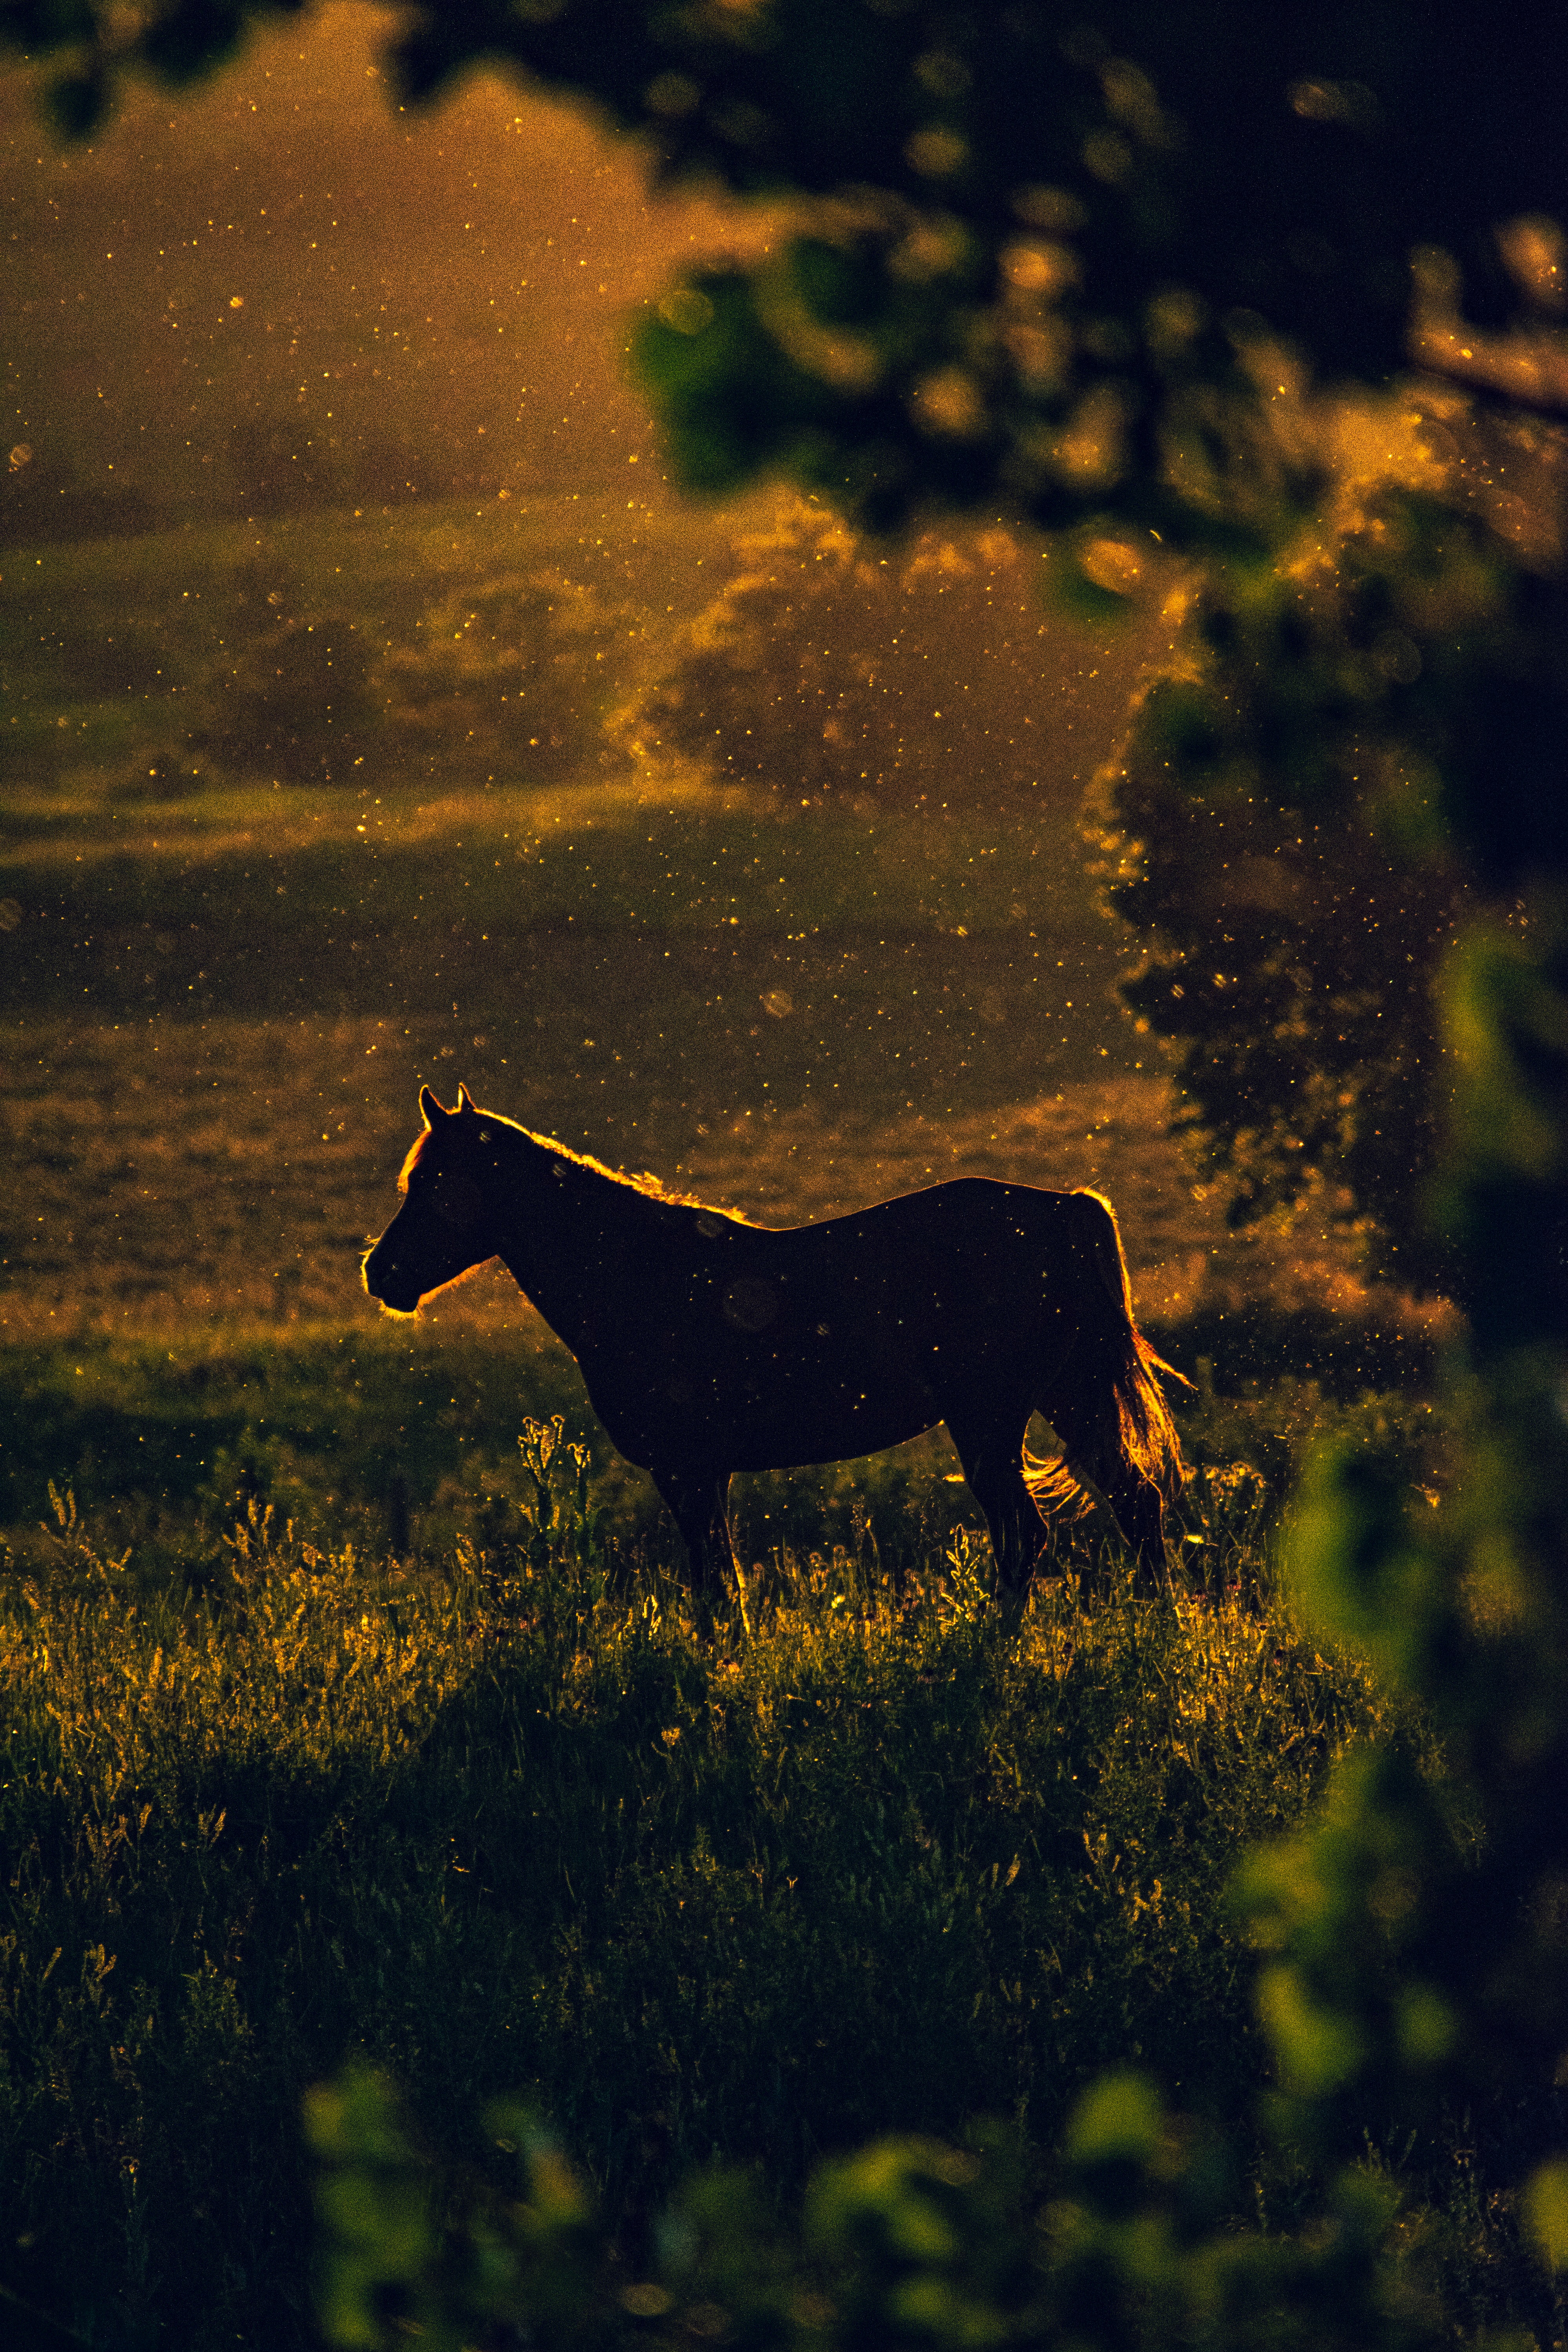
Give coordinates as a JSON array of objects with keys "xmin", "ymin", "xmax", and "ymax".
[
  {"xmin": 728, "ymin": 1382, "xmax": 942, "ymax": 1472},
  {"xmin": 586, "ymin": 1341, "xmax": 940, "ymax": 1474}
]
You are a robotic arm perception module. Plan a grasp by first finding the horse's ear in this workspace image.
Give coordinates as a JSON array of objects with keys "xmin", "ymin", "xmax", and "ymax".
[
  {"xmin": 419, "ymin": 1084, "xmax": 446, "ymax": 1127},
  {"xmin": 457, "ymin": 1083, "xmax": 476, "ymax": 1114}
]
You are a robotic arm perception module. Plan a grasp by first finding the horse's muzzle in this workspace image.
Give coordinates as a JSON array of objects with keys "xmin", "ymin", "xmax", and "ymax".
[{"xmin": 362, "ymin": 1247, "xmax": 421, "ymax": 1316}]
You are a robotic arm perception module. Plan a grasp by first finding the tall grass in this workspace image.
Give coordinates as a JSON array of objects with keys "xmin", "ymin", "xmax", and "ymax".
[{"xmin": 0, "ymin": 1460, "xmax": 1406, "ymax": 2350}]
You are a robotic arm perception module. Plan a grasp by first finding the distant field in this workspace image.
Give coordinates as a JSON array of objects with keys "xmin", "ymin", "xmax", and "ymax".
[
  {"xmin": 1, "ymin": 495, "xmax": 1177, "ymax": 1273},
  {"xmin": 0, "ymin": 492, "xmax": 1149, "ymax": 1002}
]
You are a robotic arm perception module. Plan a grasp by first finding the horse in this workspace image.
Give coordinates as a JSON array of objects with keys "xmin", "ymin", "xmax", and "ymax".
[{"xmin": 362, "ymin": 1085, "xmax": 1187, "ymax": 1597}]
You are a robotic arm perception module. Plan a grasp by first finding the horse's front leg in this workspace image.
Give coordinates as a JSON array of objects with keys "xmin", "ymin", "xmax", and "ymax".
[{"xmin": 648, "ymin": 1461, "xmax": 738, "ymax": 1601}]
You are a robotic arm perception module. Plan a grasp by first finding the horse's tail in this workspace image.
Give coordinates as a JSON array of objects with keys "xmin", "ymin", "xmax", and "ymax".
[
  {"xmin": 1075, "ymin": 1187, "xmax": 1188, "ymax": 1502},
  {"xmin": 1024, "ymin": 1188, "xmax": 1188, "ymax": 1513}
]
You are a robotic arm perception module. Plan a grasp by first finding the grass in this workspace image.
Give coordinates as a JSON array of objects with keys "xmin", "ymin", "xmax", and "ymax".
[
  {"xmin": 0, "ymin": 1318, "xmax": 994, "ymax": 1569},
  {"xmin": 0, "ymin": 1464, "xmax": 1411, "ymax": 2351},
  {"xmin": 0, "ymin": 1313, "xmax": 1443, "ymax": 1584}
]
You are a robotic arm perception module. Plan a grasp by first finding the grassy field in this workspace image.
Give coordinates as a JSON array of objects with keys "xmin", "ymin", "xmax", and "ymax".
[
  {"xmin": 2, "ymin": 1473, "xmax": 1450, "ymax": 2352},
  {"xmin": 0, "ymin": 492, "xmax": 1472, "ymax": 2351}
]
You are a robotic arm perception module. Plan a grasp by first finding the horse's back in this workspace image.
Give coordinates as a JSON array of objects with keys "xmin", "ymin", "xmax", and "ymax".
[
  {"xmin": 798, "ymin": 1175, "xmax": 1104, "ymax": 1272},
  {"xmin": 596, "ymin": 1175, "xmax": 1113, "ymax": 1323},
  {"xmin": 734, "ymin": 1177, "xmax": 1113, "ymax": 1347}
]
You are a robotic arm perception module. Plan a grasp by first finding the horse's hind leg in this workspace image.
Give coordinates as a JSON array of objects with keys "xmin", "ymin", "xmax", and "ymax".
[
  {"xmin": 1044, "ymin": 1391, "xmax": 1168, "ymax": 1589},
  {"xmin": 648, "ymin": 1461, "xmax": 737, "ymax": 1601},
  {"xmin": 1102, "ymin": 1464, "xmax": 1168, "ymax": 1584},
  {"xmin": 943, "ymin": 1404, "xmax": 1050, "ymax": 1596}
]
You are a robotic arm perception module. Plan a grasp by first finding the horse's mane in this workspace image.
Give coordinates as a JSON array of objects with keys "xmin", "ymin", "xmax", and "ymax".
[
  {"xmin": 528, "ymin": 1127, "xmax": 748, "ymax": 1214},
  {"xmin": 403, "ymin": 1109, "xmax": 759, "ymax": 1223}
]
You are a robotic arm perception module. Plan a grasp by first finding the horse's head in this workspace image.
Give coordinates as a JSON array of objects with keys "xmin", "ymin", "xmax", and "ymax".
[{"xmin": 362, "ymin": 1084, "xmax": 501, "ymax": 1315}]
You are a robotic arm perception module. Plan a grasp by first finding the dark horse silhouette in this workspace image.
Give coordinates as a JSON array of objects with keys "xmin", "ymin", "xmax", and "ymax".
[{"xmin": 362, "ymin": 1087, "xmax": 1185, "ymax": 1595}]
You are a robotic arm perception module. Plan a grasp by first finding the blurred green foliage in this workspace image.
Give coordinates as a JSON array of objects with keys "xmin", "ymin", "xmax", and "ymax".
[
  {"xmin": 304, "ymin": 2053, "xmax": 1543, "ymax": 2352},
  {"xmin": 1088, "ymin": 401, "xmax": 1566, "ymax": 1288},
  {"xmin": 612, "ymin": 494, "xmax": 1146, "ymax": 812},
  {"xmin": 11, "ymin": 4, "xmax": 1562, "ymax": 536}
]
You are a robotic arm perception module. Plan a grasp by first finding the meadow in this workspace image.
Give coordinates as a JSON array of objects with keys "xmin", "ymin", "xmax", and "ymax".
[
  {"xmin": 0, "ymin": 494, "xmax": 1469, "ymax": 2349},
  {"xmin": 4, "ymin": 1456, "xmax": 1457, "ymax": 2352}
]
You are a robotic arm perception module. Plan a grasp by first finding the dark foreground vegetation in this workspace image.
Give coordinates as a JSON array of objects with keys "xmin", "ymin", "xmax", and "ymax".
[{"xmin": 0, "ymin": 1386, "xmax": 1546, "ymax": 2352}]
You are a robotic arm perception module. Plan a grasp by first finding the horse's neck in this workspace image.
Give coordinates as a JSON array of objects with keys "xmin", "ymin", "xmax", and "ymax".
[
  {"xmin": 488, "ymin": 1131, "xmax": 569, "ymax": 1296},
  {"xmin": 488, "ymin": 1131, "xmax": 639, "ymax": 1324}
]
